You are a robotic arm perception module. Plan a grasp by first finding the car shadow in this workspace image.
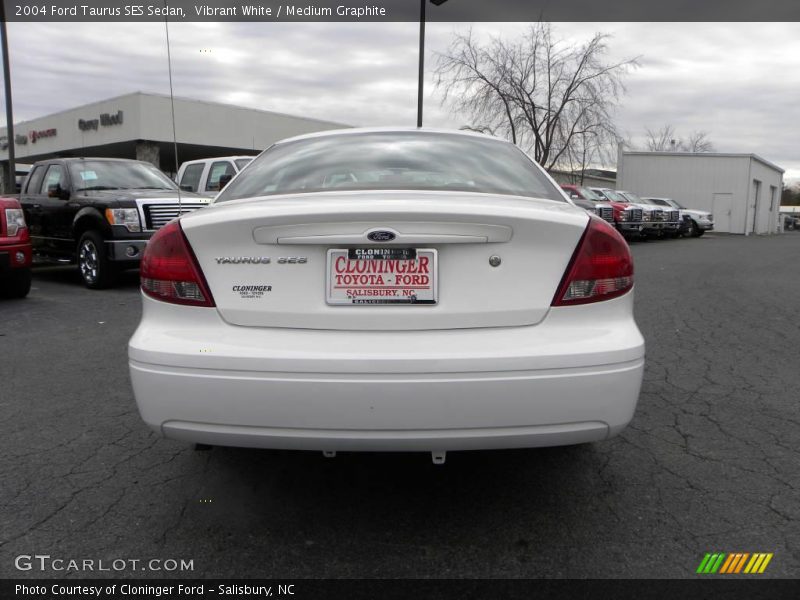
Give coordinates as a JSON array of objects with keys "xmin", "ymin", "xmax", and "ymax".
[
  {"xmin": 32, "ymin": 264, "xmax": 140, "ymax": 289},
  {"xmin": 183, "ymin": 442, "xmax": 614, "ymax": 541}
]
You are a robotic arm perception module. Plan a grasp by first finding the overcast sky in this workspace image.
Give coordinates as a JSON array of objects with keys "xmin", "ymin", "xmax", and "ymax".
[{"xmin": 2, "ymin": 21, "xmax": 798, "ymax": 181}]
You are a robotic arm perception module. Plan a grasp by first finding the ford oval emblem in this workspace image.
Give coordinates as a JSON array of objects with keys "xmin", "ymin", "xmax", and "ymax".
[{"xmin": 367, "ymin": 230, "xmax": 396, "ymax": 242}]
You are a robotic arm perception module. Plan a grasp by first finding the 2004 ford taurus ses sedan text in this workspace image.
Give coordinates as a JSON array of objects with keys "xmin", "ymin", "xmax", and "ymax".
[{"xmin": 128, "ymin": 128, "xmax": 645, "ymax": 464}]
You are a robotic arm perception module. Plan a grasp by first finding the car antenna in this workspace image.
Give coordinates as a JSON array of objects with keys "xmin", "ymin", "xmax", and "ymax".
[{"xmin": 163, "ymin": 2, "xmax": 181, "ymax": 211}]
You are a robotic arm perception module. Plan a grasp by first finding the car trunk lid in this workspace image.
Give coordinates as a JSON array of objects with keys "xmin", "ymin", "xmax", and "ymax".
[{"xmin": 180, "ymin": 191, "xmax": 588, "ymax": 330}]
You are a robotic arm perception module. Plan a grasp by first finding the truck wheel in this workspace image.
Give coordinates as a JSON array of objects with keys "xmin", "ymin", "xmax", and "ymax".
[
  {"xmin": 77, "ymin": 231, "xmax": 116, "ymax": 289},
  {"xmin": 690, "ymin": 221, "xmax": 701, "ymax": 237},
  {"xmin": 1, "ymin": 268, "xmax": 32, "ymax": 298}
]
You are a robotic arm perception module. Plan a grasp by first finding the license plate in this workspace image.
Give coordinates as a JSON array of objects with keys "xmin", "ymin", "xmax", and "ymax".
[{"xmin": 326, "ymin": 248, "xmax": 437, "ymax": 305}]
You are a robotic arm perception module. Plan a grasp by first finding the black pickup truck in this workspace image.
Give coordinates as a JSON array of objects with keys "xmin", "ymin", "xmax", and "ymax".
[{"xmin": 18, "ymin": 158, "xmax": 209, "ymax": 288}]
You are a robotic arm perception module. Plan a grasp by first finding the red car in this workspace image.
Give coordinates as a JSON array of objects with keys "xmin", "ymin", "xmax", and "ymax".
[
  {"xmin": 561, "ymin": 184, "xmax": 617, "ymax": 225},
  {"xmin": 0, "ymin": 197, "xmax": 32, "ymax": 298}
]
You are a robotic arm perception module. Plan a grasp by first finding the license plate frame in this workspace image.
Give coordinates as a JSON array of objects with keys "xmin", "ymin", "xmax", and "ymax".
[{"xmin": 326, "ymin": 247, "xmax": 438, "ymax": 305}]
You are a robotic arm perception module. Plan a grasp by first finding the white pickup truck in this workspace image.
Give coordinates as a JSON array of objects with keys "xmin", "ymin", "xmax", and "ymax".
[
  {"xmin": 176, "ymin": 156, "xmax": 255, "ymax": 198},
  {"xmin": 644, "ymin": 197, "xmax": 714, "ymax": 237}
]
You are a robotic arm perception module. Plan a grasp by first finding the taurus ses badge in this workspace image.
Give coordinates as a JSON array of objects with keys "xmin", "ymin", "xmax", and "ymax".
[{"xmin": 367, "ymin": 230, "xmax": 396, "ymax": 242}]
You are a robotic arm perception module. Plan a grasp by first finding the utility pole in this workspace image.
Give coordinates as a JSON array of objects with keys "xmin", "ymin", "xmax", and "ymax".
[
  {"xmin": 417, "ymin": 0, "xmax": 449, "ymax": 128},
  {"xmin": 416, "ymin": 0, "xmax": 425, "ymax": 127},
  {"xmin": 0, "ymin": 3, "xmax": 15, "ymax": 194}
]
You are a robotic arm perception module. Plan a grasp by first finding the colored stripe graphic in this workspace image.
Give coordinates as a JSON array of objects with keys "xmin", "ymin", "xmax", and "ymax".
[
  {"xmin": 744, "ymin": 553, "xmax": 774, "ymax": 574},
  {"xmin": 696, "ymin": 553, "xmax": 713, "ymax": 574},
  {"xmin": 719, "ymin": 554, "xmax": 736, "ymax": 574},
  {"xmin": 701, "ymin": 553, "xmax": 726, "ymax": 574},
  {"xmin": 700, "ymin": 552, "xmax": 773, "ymax": 574},
  {"xmin": 744, "ymin": 554, "xmax": 760, "ymax": 574},
  {"xmin": 720, "ymin": 553, "xmax": 740, "ymax": 574},
  {"xmin": 758, "ymin": 553, "xmax": 773, "ymax": 573},
  {"xmin": 702, "ymin": 553, "xmax": 720, "ymax": 573},
  {"xmin": 712, "ymin": 553, "xmax": 726, "ymax": 573},
  {"xmin": 734, "ymin": 553, "xmax": 750, "ymax": 573}
]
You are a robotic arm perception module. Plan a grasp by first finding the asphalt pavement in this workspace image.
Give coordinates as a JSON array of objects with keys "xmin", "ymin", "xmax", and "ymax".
[{"xmin": 1, "ymin": 233, "xmax": 799, "ymax": 578}]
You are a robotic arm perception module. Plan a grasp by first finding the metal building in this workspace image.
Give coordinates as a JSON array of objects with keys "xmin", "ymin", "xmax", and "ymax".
[
  {"xmin": 548, "ymin": 168, "xmax": 617, "ymax": 189},
  {"xmin": 0, "ymin": 91, "xmax": 350, "ymax": 181},
  {"xmin": 617, "ymin": 152, "xmax": 784, "ymax": 234}
]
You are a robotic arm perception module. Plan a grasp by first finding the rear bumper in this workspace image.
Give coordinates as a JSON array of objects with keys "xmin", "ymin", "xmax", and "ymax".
[
  {"xmin": 129, "ymin": 292, "xmax": 645, "ymax": 452},
  {"xmin": 131, "ymin": 359, "xmax": 643, "ymax": 451}
]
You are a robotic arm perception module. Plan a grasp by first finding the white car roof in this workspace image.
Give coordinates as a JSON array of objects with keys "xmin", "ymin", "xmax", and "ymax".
[
  {"xmin": 275, "ymin": 126, "xmax": 505, "ymax": 146},
  {"xmin": 181, "ymin": 156, "xmax": 256, "ymax": 166}
]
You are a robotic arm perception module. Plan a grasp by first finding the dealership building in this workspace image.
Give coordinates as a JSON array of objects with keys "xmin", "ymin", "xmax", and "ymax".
[
  {"xmin": 0, "ymin": 91, "xmax": 350, "ymax": 185},
  {"xmin": 617, "ymin": 151, "xmax": 785, "ymax": 235}
]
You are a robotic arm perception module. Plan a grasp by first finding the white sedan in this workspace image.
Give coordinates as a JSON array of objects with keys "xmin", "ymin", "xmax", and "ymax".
[{"xmin": 128, "ymin": 128, "xmax": 645, "ymax": 464}]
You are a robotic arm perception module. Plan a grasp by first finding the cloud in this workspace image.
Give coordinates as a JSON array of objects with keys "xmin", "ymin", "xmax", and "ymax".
[{"xmin": 1, "ymin": 21, "xmax": 798, "ymax": 180}]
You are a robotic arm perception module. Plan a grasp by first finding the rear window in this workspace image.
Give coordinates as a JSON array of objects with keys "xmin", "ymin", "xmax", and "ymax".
[
  {"xmin": 578, "ymin": 187, "xmax": 603, "ymax": 201},
  {"xmin": 206, "ymin": 161, "xmax": 236, "ymax": 192},
  {"xmin": 620, "ymin": 191, "xmax": 644, "ymax": 203},
  {"xmin": 179, "ymin": 163, "xmax": 204, "ymax": 192},
  {"xmin": 600, "ymin": 190, "xmax": 625, "ymax": 202},
  {"xmin": 41, "ymin": 165, "xmax": 65, "ymax": 194},
  {"xmin": 25, "ymin": 165, "xmax": 45, "ymax": 194},
  {"xmin": 216, "ymin": 132, "xmax": 563, "ymax": 203}
]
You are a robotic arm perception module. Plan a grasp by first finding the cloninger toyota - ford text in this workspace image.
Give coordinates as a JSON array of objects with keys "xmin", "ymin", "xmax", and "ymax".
[{"xmin": 128, "ymin": 129, "xmax": 645, "ymax": 464}]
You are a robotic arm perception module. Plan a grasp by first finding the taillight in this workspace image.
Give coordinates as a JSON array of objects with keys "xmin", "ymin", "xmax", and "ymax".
[
  {"xmin": 552, "ymin": 217, "xmax": 634, "ymax": 306},
  {"xmin": 140, "ymin": 220, "xmax": 215, "ymax": 307}
]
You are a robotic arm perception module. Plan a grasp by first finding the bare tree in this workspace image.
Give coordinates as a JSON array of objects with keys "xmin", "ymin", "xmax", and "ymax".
[
  {"xmin": 684, "ymin": 130, "xmax": 715, "ymax": 153},
  {"xmin": 435, "ymin": 24, "xmax": 638, "ymax": 171},
  {"xmin": 458, "ymin": 124, "xmax": 500, "ymax": 136},
  {"xmin": 782, "ymin": 183, "xmax": 800, "ymax": 206},
  {"xmin": 644, "ymin": 125, "xmax": 715, "ymax": 152},
  {"xmin": 562, "ymin": 129, "xmax": 618, "ymax": 184},
  {"xmin": 644, "ymin": 124, "xmax": 678, "ymax": 151}
]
